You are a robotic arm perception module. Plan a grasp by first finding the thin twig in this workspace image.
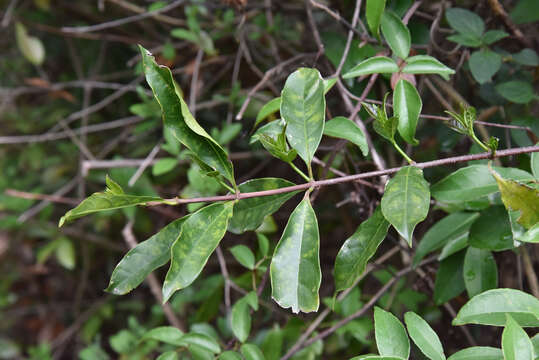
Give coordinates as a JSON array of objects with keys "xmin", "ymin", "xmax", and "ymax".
[
  {"xmin": 128, "ymin": 141, "xmax": 162, "ymax": 187},
  {"xmin": 61, "ymin": 0, "xmax": 186, "ymax": 33},
  {"xmin": 216, "ymin": 246, "xmax": 232, "ymax": 312}
]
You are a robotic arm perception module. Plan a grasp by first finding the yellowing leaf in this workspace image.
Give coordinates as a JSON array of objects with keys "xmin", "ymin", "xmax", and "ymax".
[
  {"xmin": 489, "ymin": 165, "xmax": 539, "ymax": 229},
  {"xmin": 15, "ymin": 22, "xmax": 45, "ymax": 65}
]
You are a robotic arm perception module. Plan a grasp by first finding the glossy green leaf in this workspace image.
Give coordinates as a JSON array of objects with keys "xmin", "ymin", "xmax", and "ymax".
[
  {"xmin": 59, "ymin": 176, "xmax": 162, "ymax": 226},
  {"xmin": 231, "ymin": 292, "xmax": 258, "ymax": 342},
  {"xmin": 404, "ymin": 312, "xmax": 446, "ymax": 360},
  {"xmin": 366, "ymin": 0, "xmax": 386, "ymax": 38},
  {"xmin": 219, "ymin": 351, "xmax": 242, "ymax": 360},
  {"xmin": 351, "ymin": 356, "xmax": 403, "ymax": 360},
  {"xmin": 447, "ymin": 347, "xmax": 503, "ymax": 360},
  {"xmin": 157, "ymin": 351, "xmax": 179, "ymax": 360},
  {"xmin": 374, "ymin": 307, "xmax": 410, "ymax": 359},
  {"xmin": 181, "ymin": 333, "xmax": 221, "ymax": 354},
  {"xmin": 188, "ymin": 343, "xmax": 214, "ymax": 360},
  {"xmin": 255, "ymin": 97, "xmax": 281, "ymax": 128},
  {"xmin": 468, "ymin": 206, "xmax": 513, "ymax": 251},
  {"xmin": 107, "ymin": 216, "xmax": 188, "ymax": 295},
  {"xmin": 261, "ymin": 326, "xmax": 283, "ymax": 360},
  {"xmin": 413, "ymin": 212, "xmax": 479, "ymax": 267},
  {"xmin": 502, "ymin": 315, "xmax": 534, "ymax": 360},
  {"xmin": 229, "ymin": 245, "xmax": 255, "ymax": 270},
  {"xmin": 394, "ymin": 79, "xmax": 422, "ymax": 145},
  {"xmin": 381, "ymin": 166, "xmax": 430, "ymax": 245},
  {"xmin": 334, "ymin": 206, "xmax": 390, "ymax": 291},
  {"xmin": 228, "ymin": 178, "xmax": 299, "ymax": 234},
  {"xmin": 520, "ymin": 222, "xmax": 539, "ymax": 243},
  {"xmin": 281, "ymin": 67, "xmax": 326, "ymax": 167},
  {"xmin": 153, "ymin": 157, "xmax": 178, "ymax": 176},
  {"xmin": 531, "ymin": 334, "xmax": 539, "ymax": 359},
  {"xmin": 438, "ymin": 234, "xmax": 469, "ymax": 261},
  {"xmin": 324, "ymin": 116, "xmax": 369, "ymax": 156},
  {"xmin": 482, "ymin": 30, "xmax": 509, "ymax": 45},
  {"xmin": 431, "ymin": 165, "xmax": 534, "ymax": 204},
  {"xmin": 495, "ymin": 81, "xmax": 536, "ymax": 104},
  {"xmin": 469, "ymin": 50, "xmax": 501, "ymax": 84},
  {"xmin": 433, "ymin": 251, "xmax": 465, "ymax": 305},
  {"xmin": 402, "ymin": 55, "xmax": 455, "ymax": 80},
  {"xmin": 490, "ymin": 167, "xmax": 539, "ymax": 229},
  {"xmin": 323, "ymin": 77, "xmax": 337, "ymax": 94},
  {"xmin": 445, "ymin": 8, "xmax": 484, "ymax": 40},
  {"xmin": 15, "ymin": 22, "xmax": 45, "ymax": 65},
  {"xmin": 463, "ymin": 247, "xmax": 498, "ymax": 298},
  {"xmin": 240, "ymin": 343, "xmax": 266, "ymax": 360},
  {"xmin": 139, "ymin": 46, "xmax": 235, "ymax": 185},
  {"xmin": 162, "ymin": 202, "xmax": 234, "ymax": 302},
  {"xmin": 256, "ymin": 233, "xmax": 269, "ymax": 257},
  {"xmin": 381, "ymin": 11, "xmax": 411, "ymax": 59},
  {"xmin": 142, "ymin": 326, "xmax": 184, "ymax": 346},
  {"xmin": 452, "ymin": 288, "xmax": 539, "ymax": 327},
  {"xmin": 342, "ymin": 57, "xmax": 398, "ymax": 79},
  {"xmin": 270, "ymin": 198, "xmax": 321, "ymax": 313}
]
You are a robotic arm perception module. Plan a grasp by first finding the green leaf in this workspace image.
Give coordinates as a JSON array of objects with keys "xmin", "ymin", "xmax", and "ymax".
[
  {"xmin": 281, "ymin": 67, "xmax": 326, "ymax": 167},
  {"xmin": 413, "ymin": 212, "xmax": 479, "ymax": 267},
  {"xmin": 270, "ymin": 198, "xmax": 321, "ymax": 313},
  {"xmin": 106, "ymin": 216, "xmax": 188, "ymax": 294},
  {"xmin": 181, "ymin": 333, "xmax": 221, "ymax": 354},
  {"xmin": 374, "ymin": 307, "xmax": 410, "ymax": 359},
  {"xmin": 512, "ymin": 48, "xmax": 539, "ymax": 66},
  {"xmin": 59, "ymin": 177, "xmax": 162, "ymax": 226},
  {"xmin": 431, "ymin": 165, "xmax": 534, "ymax": 204},
  {"xmin": 219, "ymin": 351, "xmax": 243, "ymax": 360},
  {"xmin": 533, "ymin": 149, "xmax": 539, "ymax": 180},
  {"xmin": 324, "ymin": 116, "xmax": 369, "ymax": 156},
  {"xmin": 162, "ymin": 202, "xmax": 234, "ymax": 302},
  {"xmin": 452, "ymin": 288, "xmax": 539, "ymax": 327},
  {"xmin": 402, "ymin": 55, "xmax": 455, "ymax": 80},
  {"xmin": 228, "ymin": 178, "xmax": 300, "ymax": 234},
  {"xmin": 142, "ymin": 326, "xmax": 184, "ymax": 346},
  {"xmin": 468, "ymin": 206, "xmax": 514, "ymax": 251},
  {"xmin": 482, "ymin": 30, "xmax": 509, "ymax": 45},
  {"xmin": 15, "ymin": 22, "xmax": 45, "ymax": 65},
  {"xmin": 351, "ymin": 356, "xmax": 403, "ymax": 360},
  {"xmin": 394, "ymin": 79, "xmax": 422, "ymax": 145},
  {"xmin": 231, "ymin": 293, "xmax": 258, "ymax": 343},
  {"xmin": 240, "ymin": 343, "xmax": 266, "ymax": 360},
  {"xmin": 502, "ymin": 315, "xmax": 534, "ymax": 360},
  {"xmin": 334, "ymin": 206, "xmax": 390, "ymax": 291},
  {"xmin": 490, "ymin": 166, "xmax": 539, "ymax": 229},
  {"xmin": 446, "ymin": 33, "xmax": 482, "ymax": 47},
  {"xmin": 255, "ymin": 97, "xmax": 281, "ymax": 128},
  {"xmin": 405, "ymin": 311, "xmax": 445, "ymax": 360},
  {"xmin": 157, "ymin": 351, "xmax": 179, "ymax": 360},
  {"xmin": 256, "ymin": 233, "xmax": 270, "ymax": 257},
  {"xmin": 381, "ymin": 11, "xmax": 411, "ymax": 59},
  {"xmin": 532, "ymin": 334, "xmax": 539, "ymax": 360},
  {"xmin": 171, "ymin": 28, "xmax": 199, "ymax": 43},
  {"xmin": 261, "ymin": 326, "xmax": 283, "ymax": 360},
  {"xmin": 366, "ymin": 0, "xmax": 386, "ymax": 38},
  {"xmin": 438, "ymin": 234, "xmax": 469, "ymax": 261},
  {"xmin": 342, "ymin": 56, "xmax": 398, "ymax": 79},
  {"xmin": 445, "ymin": 8, "xmax": 485, "ymax": 40},
  {"xmin": 463, "ymin": 247, "xmax": 498, "ymax": 298},
  {"xmin": 323, "ymin": 77, "xmax": 337, "ymax": 94},
  {"xmin": 433, "ymin": 251, "xmax": 465, "ymax": 305},
  {"xmin": 153, "ymin": 157, "xmax": 178, "ymax": 176},
  {"xmin": 229, "ymin": 245, "xmax": 255, "ymax": 270},
  {"xmin": 469, "ymin": 50, "xmax": 502, "ymax": 84},
  {"xmin": 139, "ymin": 46, "xmax": 235, "ymax": 186},
  {"xmin": 381, "ymin": 166, "xmax": 430, "ymax": 245},
  {"xmin": 55, "ymin": 237, "xmax": 76, "ymax": 270},
  {"xmin": 447, "ymin": 347, "xmax": 503, "ymax": 360},
  {"xmin": 520, "ymin": 222, "xmax": 539, "ymax": 243},
  {"xmin": 495, "ymin": 81, "xmax": 536, "ymax": 104}
]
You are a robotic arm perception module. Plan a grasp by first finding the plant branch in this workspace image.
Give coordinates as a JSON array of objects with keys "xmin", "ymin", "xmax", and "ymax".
[{"xmin": 146, "ymin": 146, "xmax": 539, "ymax": 206}]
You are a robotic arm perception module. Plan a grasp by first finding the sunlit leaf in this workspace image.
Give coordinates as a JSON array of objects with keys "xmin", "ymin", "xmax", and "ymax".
[
  {"xmin": 402, "ymin": 55, "xmax": 455, "ymax": 80},
  {"xmin": 342, "ymin": 56, "xmax": 398, "ymax": 79},
  {"xmin": 15, "ymin": 22, "xmax": 45, "ymax": 65},
  {"xmin": 381, "ymin": 11, "xmax": 411, "ymax": 59},
  {"xmin": 162, "ymin": 202, "xmax": 234, "ymax": 302},
  {"xmin": 452, "ymin": 288, "xmax": 539, "ymax": 327},
  {"xmin": 231, "ymin": 292, "xmax": 258, "ymax": 342},
  {"xmin": 447, "ymin": 346, "xmax": 503, "ymax": 360},
  {"xmin": 404, "ymin": 311, "xmax": 445, "ymax": 360},
  {"xmin": 374, "ymin": 307, "xmax": 410, "ymax": 359},
  {"xmin": 281, "ymin": 67, "xmax": 326, "ymax": 167},
  {"xmin": 229, "ymin": 245, "xmax": 255, "ymax": 270},
  {"xmin": 254, "ymin": 97, "xmax": 281, "ymax": 128},
  {"xmin": 366, "ymin": 0, "xmax": 386, "ymax": 38},
  {"xmin": 502, "ymin": 315, "xmax": 534, "ymax": 360},
  {"xmin": 381, "ymin": 166, "xmax": 430, "ymax": 245},
  {"xmin": 270, "ymin": 198, "xmax": 321, "ymax": 313}
]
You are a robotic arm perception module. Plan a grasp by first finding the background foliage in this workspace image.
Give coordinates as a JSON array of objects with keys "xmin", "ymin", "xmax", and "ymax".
[{"xmin": 0, "ymin": 0, "xmax": 538, "ymax": 359}]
